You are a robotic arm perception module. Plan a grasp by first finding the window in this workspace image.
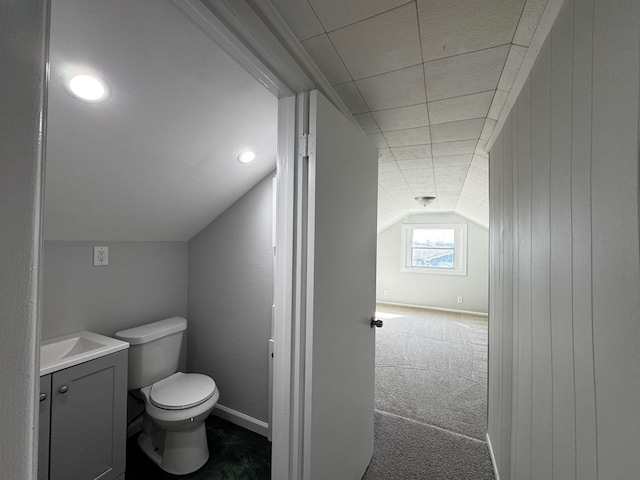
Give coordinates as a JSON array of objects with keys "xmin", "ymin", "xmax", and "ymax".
[{"xmin": 401, "ymin": 223, "xmax": 467, "ymax": 275}]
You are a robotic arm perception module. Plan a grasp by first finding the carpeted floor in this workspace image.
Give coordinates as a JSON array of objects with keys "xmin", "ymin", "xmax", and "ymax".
[
  {"xmin": 363, "ymin": 304, "xmax": 494, "ymax": 480},
  {"xmin": 125, "ymin": 415, "xmax": 271, "ymax": 479}
]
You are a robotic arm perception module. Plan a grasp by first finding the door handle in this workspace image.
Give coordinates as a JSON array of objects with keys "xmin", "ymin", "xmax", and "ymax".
[
  {"xmin": 59, "ymin": 385, "xmax": 69, "ymax": 394},
  {"xmin": 370, "ymin": 317, "xmax": 383, "ymax": 328}
]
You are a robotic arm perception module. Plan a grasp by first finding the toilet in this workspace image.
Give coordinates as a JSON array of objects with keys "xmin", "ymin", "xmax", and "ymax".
[{"xmin": 115, "ymin": 316, "xmax": 219, "ymax": 475}]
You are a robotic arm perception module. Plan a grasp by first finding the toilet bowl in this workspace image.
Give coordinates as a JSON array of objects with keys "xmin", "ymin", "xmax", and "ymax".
[
  {"xmin": 115, "ymin": 317, "xmax": 219, "ymax": 475},
  {"xmin": 137, "ymin": 372, "xmax": 220, "ymax": 474}
]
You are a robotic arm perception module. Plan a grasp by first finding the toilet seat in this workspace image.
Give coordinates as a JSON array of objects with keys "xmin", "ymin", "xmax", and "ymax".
[{"xmin": 149, "ymin": 372, "xmax": 216, "ymax": 410}]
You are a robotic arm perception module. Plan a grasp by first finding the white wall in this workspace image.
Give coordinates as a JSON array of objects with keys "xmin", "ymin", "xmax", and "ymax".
[
  {"xmin": 188, "ymin": 173, "xmax": 273, "ymax": 424},
  {"xmin": 42, "ymin": 241, "xmax": 188, "ymax": 339},
  {"xmin": 0, "ymin": 0, "xmax": 48, "ymax": 478},
  {"xmin": 377, "ymin": 212, "xmax": 488, "ymax": 313},
  {"xmin": 488, "ymin": 0, "xmax": 640, "ymax": 478}
]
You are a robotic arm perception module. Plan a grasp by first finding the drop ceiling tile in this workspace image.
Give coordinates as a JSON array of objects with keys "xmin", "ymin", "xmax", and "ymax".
[
  {"xmin": 424, "ymin": 45, "xmax": 510, "ymax": 101},
  {"xmin": 391, "ymin": 144, "xmax": 432, "ymax": 160},
  {"xmin": 372, "ymin": 103, "xmax": 429, "ymax": 131},
  {"xmin": 457, "ymin": 195, "xmax": 484, "ymax": 216},
  {"xmin": 379, "ymin": 161, "xmax": 400, "ymax": 173},
  {"xmin": 380, "ymin": 175, "xmax": 408, "ymax": 188},
  {"xmin": 428, "ymin": 91, "xmax": 493, "ymax": 124},
  {"xmin": 465, "ymin": 169, "xmax": 489, "ymax": 188},
  {"xmin": 329, "ymin": 3, "xmax": 422, "ymax": 80},
  {"xmin": 357, "ymin": 64, "xmax": 427, "ymax": 111},
  {"xmin": 354, "ymin": 112, "xmax": 380, "ymax": 134},
  {"xmin": 432, "ymin": 154, "xmax": 473, "ymax": 167},
  {"xmin": 497, "ymin": 45, "xmax": 528, "ymax": 92},
  {"xmin": 467, "ymin": 165, "xmax": 488, "ymax": 181},
  {"xmin": 396, "ymin": 159, "xmax": 433, "ymax": 170},
  {"xmin": 383, "ymin": 126, "xmax": 431, "ymax": 147},
  {"xmin": 417, "ymin": 0, "xmax": 525, "ymax": 61},
  {"xmin": 434, "ymin": 165, "xmax": 469, "ymax": 176},
  {"xmin": 437, "ymin": 196, "xmax": 459, "ymax": 210},
  {"xmin": 308, "ymin": 0, "xmax": 409, "ymax": 32},
  {"xmin": 384, "ymin": 184, "xmax": 414, "ymax": 197},
  {"xmin": 432, "ymin": 139, "xmax": 477, "ymax": 156},
  {"xmin": 301, "ymin": 34, "xmax": 351, "ymax": 85},
  {"xmin": 333, "ymin": 82, "xmax": 369, "ymax": 114},
  {"xmin": 407, "ymin": 183, "xmax": 436, "ymax": 193},
  {"xmin": 431, "ymin": 118, "xmax": 484, "ymax": 143},
  {"xmin": 513, "ymin": 0, "xmax": 549, "ymax": 47},
  {"xmin": 436, "ymin": 182, "xmax": 463, "ymax": 195},
  {"xmin": 367, "ymin": 132, "xmax": 388, "ymax": 148},
  {"xmin": 488, "ymin": 89, "xmax": 509, "ymax": 120},
  {"xmin": 407, "ymin": 179, "xmax": 435, "ymax": 190},
  {"xmin": 461, "ymin": 186, "xmax": 487, "ymax": 202},
  {"xmin": 436, "ymin": 173, "xmax": 467, "ymax": 183},
  {"xmin": 378, "ymin": 148, "xmax": 395, "ymax": 163},
  {"xmin": 270, "ymin": 0, "xmax": 325, "ymax": 41}
]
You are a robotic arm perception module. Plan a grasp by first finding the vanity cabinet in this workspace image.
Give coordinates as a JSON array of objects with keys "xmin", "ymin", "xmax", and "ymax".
[{"xmin": 39, "ymin": 350, "xmax": 128, "ymax": 480}]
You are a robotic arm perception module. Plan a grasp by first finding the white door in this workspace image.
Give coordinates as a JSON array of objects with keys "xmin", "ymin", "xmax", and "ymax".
[{"xmin": 303, "ymin": 90, "xmax": 378, "ymax": 479}]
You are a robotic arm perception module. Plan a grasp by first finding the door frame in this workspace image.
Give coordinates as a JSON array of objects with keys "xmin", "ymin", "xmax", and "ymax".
[{"xmin": 169, "ymin": 2, "xmax": 361, "ymax": 479}]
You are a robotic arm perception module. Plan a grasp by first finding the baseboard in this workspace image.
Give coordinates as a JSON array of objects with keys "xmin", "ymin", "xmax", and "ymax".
[
  {"xmin": 486, "ymin": 433, "xmax": 500, "ymax": 480},
  {"xmin": 213, "ymin": 404, "xmax": 269, "ymax": 438},
  {"xmin": 376, "ymin": 301, "xmax": 488, "ymax": 317}
]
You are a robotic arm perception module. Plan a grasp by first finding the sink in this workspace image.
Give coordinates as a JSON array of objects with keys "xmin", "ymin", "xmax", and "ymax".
[{"xmin": 40, "ymin": 331, "xmax": 129, "ymax": 376}]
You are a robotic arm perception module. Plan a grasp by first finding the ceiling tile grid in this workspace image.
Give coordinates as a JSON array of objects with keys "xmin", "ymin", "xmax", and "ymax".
[{"xmin": 269, "ymin": 0, "xmax": 550, "ymax": 229}]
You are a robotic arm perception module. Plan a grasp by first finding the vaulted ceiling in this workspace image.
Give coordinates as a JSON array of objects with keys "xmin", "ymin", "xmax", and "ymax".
[
  {"xmin": 45, "ymin": 0, "xmax": 549, "ymax": 241},
  {"xmin": 270, "ymin": 0, "xmax": 549, "ymax": 229}
]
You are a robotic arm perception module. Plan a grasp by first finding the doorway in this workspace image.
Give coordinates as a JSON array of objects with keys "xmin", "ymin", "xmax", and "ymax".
[{"xmin": 367, "ymin": 213, "xmax": 491, "ymax": 478}]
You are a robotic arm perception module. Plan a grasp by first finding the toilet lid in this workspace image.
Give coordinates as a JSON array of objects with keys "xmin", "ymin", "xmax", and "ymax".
[{"xmin": 149, "ymin": 372, "xmax": 216, "ymax": 410}]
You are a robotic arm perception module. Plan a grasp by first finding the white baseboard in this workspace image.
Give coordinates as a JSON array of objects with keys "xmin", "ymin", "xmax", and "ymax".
[
  {"xmin": 213, "ymin": 404, "xmax": 269, "ymax": 438},
  {"xmin": 486, "ymin": 433, "xmax": 500, "ymax": 480},
  {"xmin": 376, "ymin": 301, "xmax": 488, "ymax": 317}
]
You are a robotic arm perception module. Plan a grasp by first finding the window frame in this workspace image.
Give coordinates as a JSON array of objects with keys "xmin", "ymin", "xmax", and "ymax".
[{"xmin": 400, "ymin": 223, "xmax": 468, "ymax": 275}]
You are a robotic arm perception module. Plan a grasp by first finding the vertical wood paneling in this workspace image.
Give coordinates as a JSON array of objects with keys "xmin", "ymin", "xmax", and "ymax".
[
  {"xmin": 591, "ymin": 0, "xmax": 640, "ymax": 477},
  {"xmin": 549, "ymin": 1, "xmax": 577, "ymax": 477},
  {"xmin": 508, "ymin": 105, "xmax": 520, "ymax": 480},
  {"xmin": 500, "ymin": 112, "xmax": 514, "ymax": 479},
  {"xmin": 488, "ymin": 1, "xmax": 639, "ymax": 478},
  {"xmin": 488, "ymin": 127, "xmax": 504, "ymax": 472},
  {"xmin": 570, "ymin": 0, "xmax": 597, "ymax": 477},
  {"xmin": 529, "ymin": 39, "xmax": 554, "ymax": 480},
  {"xmin": 514, "ymin": 78, "xmax": 533, "ymax": 480}
]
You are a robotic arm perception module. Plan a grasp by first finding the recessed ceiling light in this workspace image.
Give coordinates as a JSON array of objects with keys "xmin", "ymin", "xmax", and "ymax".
[
  {"xmin": 237, "ymin": 150, "xmax": 256, "ymax": 164},
  {"xmin": 67, "ymin": 73, "xmax": 109, "ymax": 102}
]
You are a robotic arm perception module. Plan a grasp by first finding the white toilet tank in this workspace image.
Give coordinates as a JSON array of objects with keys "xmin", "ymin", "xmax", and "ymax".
[{"xmin": 115, "ymin": 316, "xmax": 187, "ymax": 390}]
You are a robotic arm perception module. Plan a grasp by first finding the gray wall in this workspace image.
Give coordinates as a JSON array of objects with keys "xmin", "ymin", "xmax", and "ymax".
[
  {"xmin": 42, "ymin": 241, "xmax": 188, "ymax": 339},
  {"xmin": 0, "ymin": 0, "xmax": 48, "ymax": 478},
  {"xmin": 188, "ymin": 173, "xmax": 273, "ymax": 423},
  {"xmin": 488, "ymin": 0, "xmax": 640, "ymax": 478},
  {"xmin": 376, "ymin": 212, "xmax": 488, "ymax": 313}
]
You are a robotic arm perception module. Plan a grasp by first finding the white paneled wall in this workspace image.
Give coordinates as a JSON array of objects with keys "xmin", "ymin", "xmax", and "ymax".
[{"xmin": 487, "ymin": 0, "xmax": 640, "ymax": 478}]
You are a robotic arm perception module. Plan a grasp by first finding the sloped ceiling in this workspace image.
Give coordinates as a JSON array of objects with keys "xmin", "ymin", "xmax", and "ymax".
[
  {"xmin": 44, "ymin": 0, "xmax": 278, "ymax": 241},
  {"xmin": 269, "ymin": 0, "xmax": 549, "ymax": 229}
]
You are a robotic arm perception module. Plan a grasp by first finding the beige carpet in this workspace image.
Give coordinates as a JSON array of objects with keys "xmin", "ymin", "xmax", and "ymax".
[{"xmin": 363, "ymin": 304, "xmax": 494, "ymax": 480}]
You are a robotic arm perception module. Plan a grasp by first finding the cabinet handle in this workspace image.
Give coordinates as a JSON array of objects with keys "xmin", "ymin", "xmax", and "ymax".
[
  {"xmin": 40, "ymin": 393, "xmax": 47, "ymax": 402},
  {"xmin": 59, "ymin": 385, "xmax": 69, "ymax": 394}
]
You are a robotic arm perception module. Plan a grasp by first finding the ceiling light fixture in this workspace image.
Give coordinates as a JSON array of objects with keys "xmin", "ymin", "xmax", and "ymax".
[
  {"xmin": 415, "ymin": 196, "xmax": 436, "ymax": 207},
  {"xmin": 67, "ymin": 73, "xmax": 109, "ymax": 102},
  {"xmin": 237, "ymin": 150, "xmax": 256, "ymax": 164}
]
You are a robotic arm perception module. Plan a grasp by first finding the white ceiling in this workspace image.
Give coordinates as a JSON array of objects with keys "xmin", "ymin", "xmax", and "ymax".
[
  {"xmin": 270, "ymin": 0, "xmax": 549, "ymax": 229},
  {"xmin": 45, "ymin": 0, "xmax": 549, "ymax": 240},
  {"xmin": 44, "ymin": 0, "xmax": 278, "ymax": 241}
]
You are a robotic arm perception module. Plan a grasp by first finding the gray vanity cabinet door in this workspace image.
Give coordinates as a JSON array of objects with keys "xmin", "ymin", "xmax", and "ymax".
[
  {"xmin": 39, "ymin": 375, "xmax": 51, "ymax": 480},
  {"xmin": 49, "ymin": 351, "xmax": 127, "ymax": 480}
]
